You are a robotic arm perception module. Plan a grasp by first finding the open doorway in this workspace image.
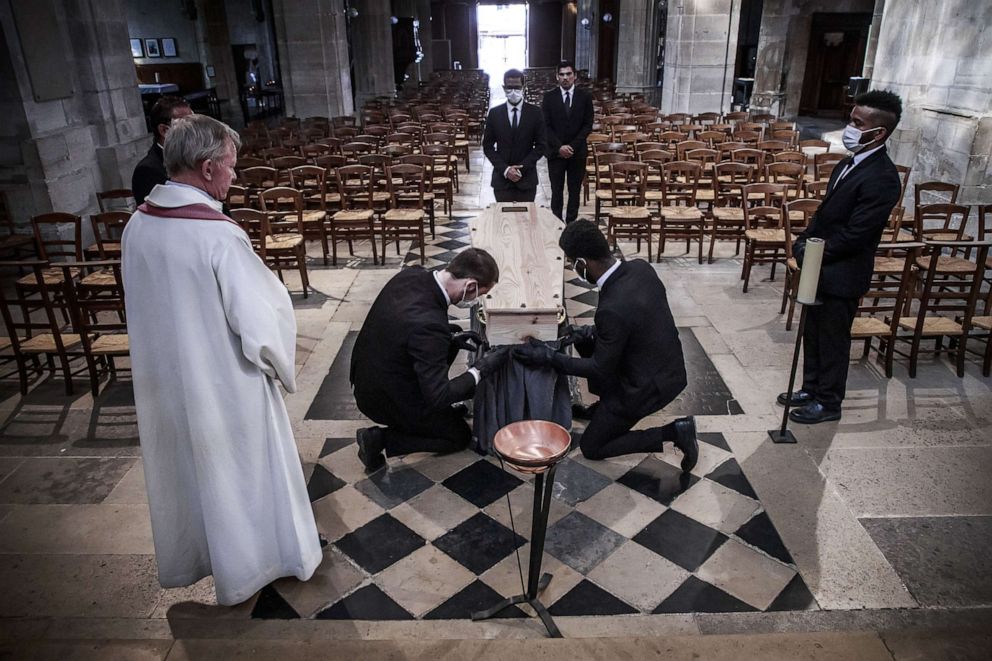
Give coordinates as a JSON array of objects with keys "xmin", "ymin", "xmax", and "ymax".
[
  {"xmin": 799, "ymin": 13, "xmax": 872, "ymax": 117},
  {"xmin": 477, "ymin": 2, "xmax": 528, "ymax": 98}
]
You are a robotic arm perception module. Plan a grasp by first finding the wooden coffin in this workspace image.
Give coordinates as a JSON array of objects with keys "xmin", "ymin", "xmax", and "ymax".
[{"xmin": 469, "ymin": 203, "xmax": 565, "ymax": 346}]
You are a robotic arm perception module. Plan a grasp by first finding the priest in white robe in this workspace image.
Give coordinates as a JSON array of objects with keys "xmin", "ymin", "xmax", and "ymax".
[{"xmin": 122, "ymin": 114, "xmax": 321, "ymax": 606}]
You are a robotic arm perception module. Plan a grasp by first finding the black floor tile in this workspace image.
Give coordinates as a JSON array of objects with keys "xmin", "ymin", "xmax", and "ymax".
[
  {"xmin": 354, "ymin": 466, "xmax": 433, "ymax": 509},
  {"xmin": 435, "ymin": 239, "xmax": 469, "ymax": 250},
  {"xmin": 734, "ymin": 511, "xmax": 794, "ymax": 565},
  {"xmin": 697, "ymin": 432, "xmax": 731, "ymax": 452},
  {"xmin": 570, "ymin": 290, "xmax": 600, "ymax": 306},
  {"xmin": 319, "ymin": 437, "xmax": 354, "ymax": 458},
  {"xmin": 334, "ymin": 514, "xmax": 426, "ymax": 574},
  {"xmin": 544, "ymin": 511, "xmax": 626, "ymax": 574},
  {"xmin": 549, "ymin": 579, "xmax": 638, "ymax": 616},
  {"xmin": 652, "ymin": 576, "xmax": 756, "ymax": 613},
  {"xmin": 250, "ymin": 585, "xmax": 300, "ymax": 619},
  {"xmin": 316, "ymin": 584, "xmax": 413, "ymax": 620},
  {"xmin": 304, "ymin": 331, "xmax": 363, "ymax": 420},
  {"xmin": 767, "ymin": 574, "xmax": 818, "ymax": 611},
  {"xmin": 430, "ymin": 250, "xmax": 464, "ymax": 264},
  {"xmin": 307, "ymin": 464, "xmax": 346, "ymax": 502},
  {"xmin": 434, "ymin": 512, "xmax": 525, "ymax": 575},
  {"xmin": 617, "ymin": 455, "xmax": 698, "ymax": 506},
  {"xmin": 671, "ymin": 328, "xmax": 738, "ymax": 417},
  {"xmin": 633, "ymin": 510, "xmax": 727, "ymax": 572},
  {"xmin": 442, "ymin": 459, "xmax": 523, "ymax": 508},
  {"xmin": 551, "ymin": 458, "xmax": 612, "ymax": 506},
  {"xmin": 424, "ymin": 579, "xmax": 526, "ymax": 619},
  {"xmin": 706, "ymin": 458, "xmax": 758, "ymax": 499}
]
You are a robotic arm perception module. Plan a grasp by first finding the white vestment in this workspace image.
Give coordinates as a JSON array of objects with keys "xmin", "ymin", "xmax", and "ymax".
[{"xmin": 122, "ymin": 183, "xmax": 321, "ymax": 605}]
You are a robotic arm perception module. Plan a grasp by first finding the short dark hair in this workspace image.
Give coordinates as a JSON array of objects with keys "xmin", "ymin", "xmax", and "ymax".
[
  {"xmin": 557, "ymin": 60, "xmax": 575, "ymax": 74},
  {"xmin": 503, "ymin": 69, "xmax": 525, "ymax": 86},
  {"xmin": 559, "ymin": 220, "xmax": 611, "ymax": 261},
  {"xmin": 150, "ymin": 96, "xmax": 191, "ymax": 137},
  {"xmin": 446, "ymin": 248, "xmax": 499, "ymax": 286},
  {"xmin": 854, "ymin": 89, "xmax": 902, "ymax": 136}
]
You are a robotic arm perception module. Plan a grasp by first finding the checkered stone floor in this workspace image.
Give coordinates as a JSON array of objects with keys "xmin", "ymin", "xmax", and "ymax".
[{"xmin": 251, "ymin": 430, "xmax": 816, "ymax": 620}]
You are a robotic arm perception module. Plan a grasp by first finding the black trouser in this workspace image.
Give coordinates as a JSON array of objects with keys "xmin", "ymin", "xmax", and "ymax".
[
  {"xmin": 494, "ymin": 186, "xmax": 536, "ymax": 202},
  {"xmin": 579, "ymin": 404, "xmax": 679, "ymax": 460},
  {"xmin": 548, "ymin": 154, "xmax": 584, "ymax": 223},
  {"xmin": 801, "ymin": 293, "xmax": 859, "ymax": 410}
]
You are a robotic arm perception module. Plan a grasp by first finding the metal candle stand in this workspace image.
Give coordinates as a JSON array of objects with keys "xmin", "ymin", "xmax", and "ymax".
[
  {"xmin": 769, "ymin": 237, "xmax": 825, "ymax": 444},
  {"xmin": 472, "ymin": 420, "xmax": 571, "ymax": 638}
]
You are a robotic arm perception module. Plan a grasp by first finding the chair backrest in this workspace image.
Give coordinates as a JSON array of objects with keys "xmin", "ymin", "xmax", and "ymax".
[
  {"xmin": 743, "ymin": 182, "xmax": 788, "ymax": 207},
  {"xmin": 662, "ymin": 160, "xmax": 702, "ymax": 206},
  {"xmin": 730, "ymin": 147, "xmax": 766, "ymax": 171},
  {"xmin": 915, "ymin": 203, "xmax": 970, "ymax": 241},
  {"xmin": 733, "ymin": 129, "xmax": 763, "ymax": 144},
  {"xmin": 743, "ymin": 203, "xmax": 781, "ymax": 230},
  {"xmin": 0, "ymin": 260, "xmax": 73, "ymax": 356},
  {"xmin": 31, "ymin": 213, "xmax": 82, "ymax": 261},
  {"xmin": 336, "ymin": 164, "xmax": 376, "ymax": 209},
  {"xmin": 774, "ymin": 151, "xmax": 807, "ymax": 168},
  {"xmin": 765, "ymin": 161, "xmax": 805, "ymax": 195},
  {"xmin": 89, "ymin": 212, "xmax": 130, "ymax": 258},
  {"xmin": 685, "ymin": 148, "xmax": 718, "ymax": 168},
  {"xmin": 782, "ymin": 198, "xmax": 821, "ymax": 242},
  {"xmin": 805, "ymin": 180, "xmax": 830, "ymax": 200},
  {"xmin": 288, "ymin": 165, "xmax": 327, "ymax": 198},
  {"xmin": 387, "ymin": 164, "xmax": 426, "ymax": 208},
  {"xmin": 914, "ymin": 181, "xmax": 960, "ymax": 210},
  {"xmin": 96, "ymin": 189, "xmax": 135, "ymax": 213},
  {"xmin": 341, "ymin": 141, "xmax": 375, "ymax": 159},
  {"xmin": 675, "ymin": 140, "xmax": 706, "ymax": 160},
  {"xmin": 230, "ymin": 208, "xmax": 269, "ymax": 255},
  {"xmin": 259, "ymin": 186, "xmax": 304, "ymax": 218},
  {"xmin": 239, "ymin": 166, "xmax": 278, "ymax": 191},
  {"xmin": 697, "ymin": 130, "xmax": 727, "ymax": 146},
  {"xmin": 607, "ymin": 161, "xmax": 648, "ymax": 204},
  {"xmin": 895, "ymin": 164, "xmax": 912, "ymax": 199},
  {"xmin": 858, "ymin": 242, "xmax": 923, "ymax": 326},
  {"xmin": 799, "ymin": 139, "xmax": 830, "ymax": 153},
  {"xmin": 912, "ymin": 241, "xmax": 989, "ymax": 333},
  {"xmin": 60, "ymin": 260, "xmax": 127, "ymax": 350},
  {"xmin": 712, "ymin": 162, "xmax": 756, "ymax": 206}
]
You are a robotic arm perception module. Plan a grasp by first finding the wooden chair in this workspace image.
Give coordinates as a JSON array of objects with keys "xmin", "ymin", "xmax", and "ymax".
[
  {"xmin": 740, "ymin": 183, "xmax": 788, "ymax": 292},
  {"xmin": 18, "ymin": 213, "xmax": 83, "ymax": 310},
  {"xmin": 421, "ymin": 144, "xmax": 457, "ymax": 209},
  {"xmin": 87, "ymin": 212, "xmax": 129, "ymax": 259},
  {"xmin": 658, "ymin": 160, "xmax": 705, "ymax": 263},
  {"xmin": 330, "ymin": 164, "xmax": 379, "ymax": 265},
  {"xmin": 895, "ymin": 241, "xmax": 989, "ymax": 377},
  {"xmin": 913, "ymin": 203, "xmax": 972, "ymax": 243},
  {"xmin": 592, "ymin": 152, "xmax": 629, "ymax": 224},
  {"xmin": 239, "ymin": 166, "xmax": 279, "ymax": 206},
  {"xmin": 605, "ymin": 161, "xmax": 652, "ymax": 259},
  {"xmin": 259, "ymin": 186, "xmax": 329, "ymax": 267},
  {"xmin": 96, "ymin": 189, "xmax": 135, "ymax": 213},
  {"xmin": 780, "ymin": 199, "xmax": 822, "ymax": 329},
  {"xmin": 708, "ymin": 162, "xmax": 755, "ymax": 263},
  {"xmin": 382, "ymin": 164, "xmax": 427, "ymax": 264},
  {"xmin": 231, "ymin": 207, "xmax": 310, "ymax": 297},
  {"xmin": 914, "ymin": 181, "xmax": 959, "ymax": 209},
  {"xmin": 765, "ymin": 161, "xmax": 806, "ymax": 199}
]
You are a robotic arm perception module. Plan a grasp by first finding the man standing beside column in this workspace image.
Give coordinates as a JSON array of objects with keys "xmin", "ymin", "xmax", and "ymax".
[{"xmin": 542, "ymin": 61, "xmax": 594, "ymax": 223}]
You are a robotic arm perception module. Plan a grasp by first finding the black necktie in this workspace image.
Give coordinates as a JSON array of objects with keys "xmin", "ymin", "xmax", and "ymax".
[
  {"xmin": 829, "ymin": 156, "xmax": 854, "ymax": 193},
  {"xmin": 564, "ymin": 91, "xmax": 571, "ymax": 114},
  {"xmin": 511, "ymin": 106, "xmax": 518, "ymax": 130}
]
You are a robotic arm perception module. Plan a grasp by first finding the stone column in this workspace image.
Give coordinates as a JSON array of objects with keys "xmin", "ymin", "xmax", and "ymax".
[
  {"xmin": 271, "ymin": 0, "xmax": 353, "ymax": 119},
  {"xmin": 416, "ymin": 0, "xmax": 434, "ymax": 84},
  {"xmin": 348, "ymin": 0, "xmax": 396, "ymax": 109},
  {"xmin": 574, "ymin": 0, "xmax": 596, "ymax": 77},
  {"xmin": 614, "ymin": 0, "xmax": 660, "ymax": 101},
  {"xmin": 196, "ymin": 0, "xmax": 240, "ymax": 126},
  {"xmin": 661, "ymin": 0, "xmax": 741, "ymax": 114},
  {"xmin": 861, "ymin": 0, "xmax": 885, "ymax": 79},
  {"xmin": 0, "ymin": 0, "xmax": 147, "ymax": 230}
]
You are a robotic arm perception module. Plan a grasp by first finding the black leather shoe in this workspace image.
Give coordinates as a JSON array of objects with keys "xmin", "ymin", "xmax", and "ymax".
[
  {"xmin": 789, "ymin": 402, "xmax": 841, "ymax": 424},
  {"xmin": 571, "ymin": 401, "xmax": 599, "ymax": 420},
  {"xmin": 673, "ymin": 416, "xmax": 699, "ymax": 472},
  {"xmin": 356, "ymin": 427, "xmax": 386, "ymax": 472},
  {"xmin": 777, "ymin": 390, "xmax": 816, "ymax": 406}
]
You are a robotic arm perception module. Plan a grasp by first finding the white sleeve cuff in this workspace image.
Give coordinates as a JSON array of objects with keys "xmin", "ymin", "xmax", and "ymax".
[
  {"xmin": 468, "ymin": 367, "xmax": 481, "ymax": 384},
  {"xmin": 503, "ymin": 166, "xmax": 512, "ymax": 178}
]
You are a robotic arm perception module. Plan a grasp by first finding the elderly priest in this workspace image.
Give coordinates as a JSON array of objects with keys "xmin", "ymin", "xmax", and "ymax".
[{"xmin": 122, "ymin": 114, "xmax": 321, "ymax": 606}]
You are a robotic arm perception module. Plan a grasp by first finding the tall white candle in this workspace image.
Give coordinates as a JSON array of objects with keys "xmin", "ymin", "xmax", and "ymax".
[{"xmin": 796, "ymin": 238, "xmax": 824, "ymax": 305}]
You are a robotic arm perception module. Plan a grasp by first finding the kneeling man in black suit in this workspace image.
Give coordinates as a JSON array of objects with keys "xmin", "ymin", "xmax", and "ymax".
[{"xmin": 514, "ymin": 221, "xmax": 698, "ymax": 470}]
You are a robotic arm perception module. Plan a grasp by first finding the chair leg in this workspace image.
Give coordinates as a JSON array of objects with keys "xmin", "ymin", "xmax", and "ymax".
[
  {"xmin": 780, "ymin": 272, "xmax": 791, "ymax": 314},
  {"xmin": 419, "ymin": 229, "xmax": 425, "ymax": 264},
  {"xmin": 708, "ymin": 226, "xmax": 717, "ymax": 264},
  {"xmin": 697, "ymin": 225, "xmax": 704, "ymax": 264},
  {"xmin": 742, "ymin": 245, "xmax": 754, "ymax": 293},
  {"xmin": 369, "ymin": 225, "xmax": 379, "ymax": 265},
  {"xmin": 331, "ymin": 231, "xmax": 339, "ymax": 266},
  {"xmin": 297, "ymin": 246, "xmax": 309, "ymax": 298}
]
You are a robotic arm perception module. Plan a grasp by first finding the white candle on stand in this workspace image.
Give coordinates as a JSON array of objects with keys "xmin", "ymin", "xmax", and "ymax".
[{"xmin": 796, "ymin": 238, "xmax": 824, "ymax": 305}]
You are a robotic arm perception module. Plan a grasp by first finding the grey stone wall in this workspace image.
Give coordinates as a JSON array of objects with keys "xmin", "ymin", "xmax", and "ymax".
[
  {"xmin": 872, "ymin": 0, "xmax": 992, "ymax": 208},
  {"xmin": 272, "ymin": 0, "xmax": 354, "ymax": 119}
]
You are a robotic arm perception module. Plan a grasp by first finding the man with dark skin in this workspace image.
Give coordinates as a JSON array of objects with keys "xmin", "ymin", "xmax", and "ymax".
[
  {"xmin": 779, "ymin": 89, "xmax": 903, "ymax": 423},
  {"xmin": 514, "ymin": 220, "xmax": 698, "ymax": 469}
]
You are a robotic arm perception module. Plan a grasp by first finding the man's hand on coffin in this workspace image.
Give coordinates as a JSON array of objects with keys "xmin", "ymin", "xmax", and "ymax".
[
  {"xmin": 513, "ymin": 338, "xmax": 561, "ymax": 369},
  {"xmin": 559, "ymin": 324, "xmax": 595, "ymax": 347},
  {"xmin": 451, "ymin": 330, "xmax": 485, "ymax": 353},
  {"xmin": 474, "ymin": 345, "xmax": 510, "ymax": 378}
]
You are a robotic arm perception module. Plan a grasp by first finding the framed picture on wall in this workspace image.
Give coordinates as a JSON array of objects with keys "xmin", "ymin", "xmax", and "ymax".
[
  {"xmin": 129, "ymin": 38, "xmax": 143, "ymax": 58},
  {"xmin": 161, "ymin": 38, "xmax": 177, "ymax": 58},
  {"xmin": 145, "ymin": 38, "xmax": 161, "ymax": 58}
]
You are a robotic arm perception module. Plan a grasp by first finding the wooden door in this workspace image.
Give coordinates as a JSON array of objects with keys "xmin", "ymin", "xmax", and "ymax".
[{"xmin": 799, "ymin": 13, "xmax": 872, "ymax": 117}]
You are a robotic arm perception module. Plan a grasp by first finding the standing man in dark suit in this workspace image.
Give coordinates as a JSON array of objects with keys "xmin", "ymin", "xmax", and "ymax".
[
  {"xmin": 350, "ymin": 249, "xmax": 510, "ymax": 472},
  {"xmin": 781, "ymin": 90, "xmax": 903, "ymax": 424},
  {"xmin": 514, "ymin": 220, "xmax": 698, "ymax": 469},
  {"xmin": 542, "ymin": 61, "xmax": 594, "ymax": 223},
  {"xmin": 132, "ymin": 96, "xmax": 192, "ymax": 204},
  {"xmin": 483, "ymin": 69, "xmax": 547, "ymax": 202}
]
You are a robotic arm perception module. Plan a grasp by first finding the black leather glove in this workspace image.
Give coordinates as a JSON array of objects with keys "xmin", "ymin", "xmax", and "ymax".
[
  {"xmin": 559, "ymin": 323, "xmax": 595, "ymax": 347},
  {"xmin": 451, "ymin": 330, "xmax": 485, "ymax": 353},
  {"xmin": 474, "ymin": 345, "xmax": 510, "ymax": 378},
  {"xmin": 512, "ymin": 337, "xmax": 559, "ymax": 368}
]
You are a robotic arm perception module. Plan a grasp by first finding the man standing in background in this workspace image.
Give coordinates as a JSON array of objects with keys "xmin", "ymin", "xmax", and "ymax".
[
  {"xmin": 131, "ymin": 96, "xmax": 192, "ymax": 204},
  {"xmin": 542, "ymin": 60, "xmax": 594, "ymax": 223},
  {"xmin": 483, "ymin": 69, "xmax": 547, "ymax": 202}
]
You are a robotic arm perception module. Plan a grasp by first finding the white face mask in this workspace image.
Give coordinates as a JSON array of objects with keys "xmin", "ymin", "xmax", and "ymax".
[
  {"xmin": 455, "ymin": 281, "xmax": 478, "ymax": 309},
  {"xmin": 573, "ymin": 257, "xmax": 589, "ymax": 283},
  {"xmin": 505, "ymin": 89, "xmax": 523, "ymax": 105},
  {"xmin": 842, "ymin": 124, "xmax": 882, "ymax": 153}
]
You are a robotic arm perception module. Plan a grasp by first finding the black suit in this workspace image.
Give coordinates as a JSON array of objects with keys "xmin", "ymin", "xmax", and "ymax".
[
  {"xmin": 132, "ymin": 142, "xmax": 167, "ymax": 205},
  {"xmin": 542, "ymin": 87, "xmax": 594, "ymax": 222},
  {"xmin": 483, "ymin": 102, "xmax": 547, "ymax": 202},
  {"xmin": 558, "ymin": 260, "xmax": 687, "ymax": 459},
  {"xmin": 350, "ymin": 267, "xmax": 476, "ymax": 455},
  {"xmin": 794, "ymin": 147, "xmax": 901, "ymax": 409}
]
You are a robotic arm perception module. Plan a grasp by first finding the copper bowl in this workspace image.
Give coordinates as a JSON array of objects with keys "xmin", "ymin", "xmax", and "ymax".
[{"xmin": 494, "ymin": 420, "xmax": 571, "ymax": 474}]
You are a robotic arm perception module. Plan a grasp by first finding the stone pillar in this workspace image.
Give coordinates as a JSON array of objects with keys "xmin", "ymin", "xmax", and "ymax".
[
  {"xmin": 861, "ymin": 0, "xmax": 884, "ymax": 79},
  {"xmin": 871, "ymin": 0, "xmax": 992, "ymax": 210},
  {"xmin": 614, "ymin": 0, "xmax": 660, "ymax": 101},
  {"xmin": 574, "ymin": 0, "xmax": 596, "ymax": 77},
  {"xmin": 417, "ymin": 1, "xmax": 433, "ymax": 84},
  {"xmin": 661, "ymin": 0, "xmax": 741, "ymax": 114},
  {"xmin": 271, "ymin": 0, "xmax": 353, "ymax": 119},
  {"xmin": 348, "ymin": 0, "xmax": 396, "ymax": 109},
  {"xmin": 562, "ymin": 1, "xmax": 577, "ymax": 63},
  {"xmin": 0, "ymin": 0, "xmax": 147, "ymax": 229},
  {"xmin": 196, "ymin": 0, "xmax": 240, "ymax": 126}
]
